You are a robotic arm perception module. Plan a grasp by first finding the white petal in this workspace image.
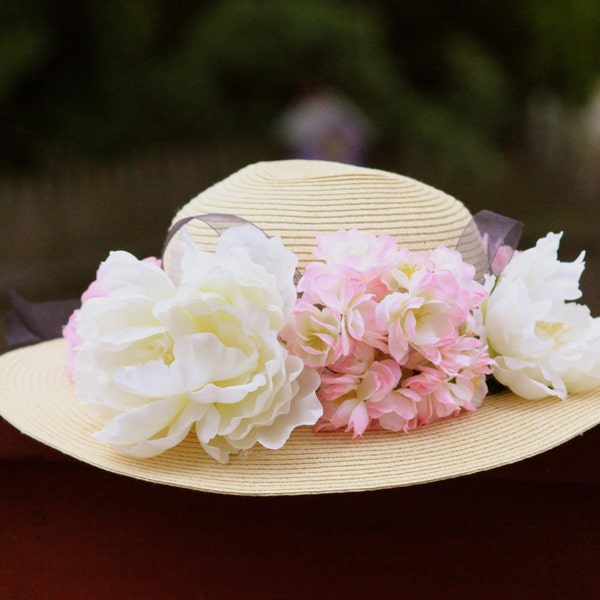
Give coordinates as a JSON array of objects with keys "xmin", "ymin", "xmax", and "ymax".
[
  {"xmin": 493, "ymin": 357, "xmax": 566, "ymax": 400},
  {"xmin": 114, "ymin": 360, "xmax": 183, "ymax": 397},
  {"xmin": 218, "ymin": 225, "xmax": 298, "ymax": 315},
  {"xmin": 95, "ymin": 396, "xmax": 187, "ymax": 447},
  {"xmin": 172, "ymin": 333, "xmax": 255, "ymax": 390}
]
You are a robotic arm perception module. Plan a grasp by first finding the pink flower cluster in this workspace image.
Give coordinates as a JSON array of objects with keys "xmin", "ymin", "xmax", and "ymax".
[{"xmin": 281, "ymin": 230, "xmax": 494, "ymax": 435}]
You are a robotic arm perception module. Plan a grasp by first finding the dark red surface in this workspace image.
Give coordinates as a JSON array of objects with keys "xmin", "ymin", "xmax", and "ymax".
[{"xmin": 1, "ymin": 419, "xmax": 599, "ymax": 599}]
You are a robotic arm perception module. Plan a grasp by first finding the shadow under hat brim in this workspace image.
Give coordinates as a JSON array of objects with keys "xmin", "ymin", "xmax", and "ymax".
[{"xmin": 1, "ymin": 338, "xmax": 598, "ymax": 496}]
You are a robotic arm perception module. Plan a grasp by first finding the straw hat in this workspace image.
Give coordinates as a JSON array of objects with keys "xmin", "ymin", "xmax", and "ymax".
[{"xmin": 1, "ymin": 160, "xmax": 598, "ymax": 495}]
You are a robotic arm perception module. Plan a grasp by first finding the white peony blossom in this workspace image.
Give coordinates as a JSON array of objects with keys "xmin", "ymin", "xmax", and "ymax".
[
  {"xmin": 71, "ymin": 225, "xmax": 322, "ymax": 463},
  {"xmin": 484, "ymin": 232, "xmax": 600, "ymax": 399}
]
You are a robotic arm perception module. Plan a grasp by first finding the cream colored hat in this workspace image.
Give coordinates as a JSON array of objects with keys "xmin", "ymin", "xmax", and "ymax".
[{"xmin": 1, "ymin": 160, "xmax": 598, "ymax": 495}]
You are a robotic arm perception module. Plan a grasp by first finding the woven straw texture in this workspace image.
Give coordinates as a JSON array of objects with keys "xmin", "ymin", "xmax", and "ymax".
[
  {"xmin": 1, "ymin": 338, "xmax": 598, "ymax": 495},
  {"xmin": 171, "ymin": 160, "xmax": 485, "ymax": 270},
  {"xmin": 0, "ymin": 160, "xmax": 598, "ymax": 495}
]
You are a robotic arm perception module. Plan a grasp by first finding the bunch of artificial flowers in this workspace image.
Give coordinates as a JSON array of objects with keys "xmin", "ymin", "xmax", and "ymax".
[{"xmin": 64, "ymin": 220, "xmax": 600, "ymax": 463}]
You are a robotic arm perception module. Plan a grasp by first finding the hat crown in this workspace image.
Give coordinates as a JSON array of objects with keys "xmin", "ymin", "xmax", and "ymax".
[{"xmin": 173, "ymin": 160, "xmax": 480, "ymax": 268}]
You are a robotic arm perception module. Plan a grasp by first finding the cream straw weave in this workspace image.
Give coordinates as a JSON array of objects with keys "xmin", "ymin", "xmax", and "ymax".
[{"xmin": 171, "ymin": 160, "xmax": 482, "ymax": 269}]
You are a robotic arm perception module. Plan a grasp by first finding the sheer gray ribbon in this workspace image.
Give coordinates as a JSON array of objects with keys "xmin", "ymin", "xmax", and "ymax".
[
  {"xmin": 5, "ymin": 291, "xmax": 80, "ymax": 350},
  {"xmin": 5, "ymin": 210, "xmax": 522, "ymax": 350},
  {"xmin": 456, "ymin": 210, "xmax": 523, "ymax": 282},
  {"xmin": 164, "ymin": 213, "xmax": 304, "ymax": 284},
  {"xmin": 162, "ymin": 213, "xmax": 255, "ymax": 258}
]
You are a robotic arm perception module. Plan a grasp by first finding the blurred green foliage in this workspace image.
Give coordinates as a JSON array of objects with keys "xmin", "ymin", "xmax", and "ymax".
[{"xmin": 0, "ymin": 0, "xmax": 598, "ymax": 178}]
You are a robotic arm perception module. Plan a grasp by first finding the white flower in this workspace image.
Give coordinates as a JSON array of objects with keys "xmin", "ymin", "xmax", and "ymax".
[
  {"xmin": 484, "ymin": 232, "xmax": 600, "ymax": 399},
  {"xmin": 72, "ymin": 225, "xmax": 322, "ymax": 463}
]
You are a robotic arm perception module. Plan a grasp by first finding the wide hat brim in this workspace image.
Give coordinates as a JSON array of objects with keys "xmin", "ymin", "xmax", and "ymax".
[
  {"xmin": 1, "ymin": 339, "xmax": 599, "ymax": 495},
  {"xmin": 1, "ymin": 160, "xmax": 599, "ymax": 495}
]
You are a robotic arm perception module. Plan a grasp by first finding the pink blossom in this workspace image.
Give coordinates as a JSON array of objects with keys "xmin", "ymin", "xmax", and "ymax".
[
  {"xmin": 310, "ymin": 229, "xmax": 396, "ymax": 298},
  {"xmin": 317, "ymin": 370, "xmax": 359, "ymax": 403},
  {"xmin": 481, "ymin": 232, "xmax": 518, "ymax": 276},
  {"xmin": 403, "ymin": 364, "xmax": 488, "ymax": 424},
  {"xmin": 317, "ymin": 359, "xmax": 401, "ymax": 435},
  {"xmin": 280, "ymin": 300, "xmax": 342, "ymax": 368},
  {"xmin": 435, "ymin": 334, "xmax": 495, "ymax": 379},
  {"xmin": 328, "ymin": 341, "xmax": 375, "ymax": 376},
  {"xmin": 314, "ymin": 229, "xmax": 396, "ymax": 274},
  {"xmin": 368, "ymin": 387, "xmax": 421, "ymax": 432},
  {"xmin": 429, "ymin": 245, "xmax": 488, "ymax": 308},
  {"xmin": 317, "ymin": 397, "xmax": 369, "ymax": 435},
  {"xmin": 382, "ymin": 248, "xmax": 431, "ymax": 292},
  {"xmin": 491, "ymin": 245, "xmax": 517, "ymax": 276},
  {"xmin": 358, "ymin": 359, "xmax": 402, "ymax": 404},
  {"xmin": 300, "ymin": 273, "xmax": 385, "ymax": 355},
  {"xmin": 287, "ymin": 230, "xmax": 494, "ymax": 436},
  {"xmin": 63, "ymin": 309, "xmax": 82, "ymax": 380},
  {"xmin": 377, "ymin": 270, "xmax": 467, "ymax": 364}
]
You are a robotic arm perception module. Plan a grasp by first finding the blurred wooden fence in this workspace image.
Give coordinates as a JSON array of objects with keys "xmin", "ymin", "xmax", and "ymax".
[{"xmin": 0, "ymin": 139, "xmax": 276, "ymax": 299}]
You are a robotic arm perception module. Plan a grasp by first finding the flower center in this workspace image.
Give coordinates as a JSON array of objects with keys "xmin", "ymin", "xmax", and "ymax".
[{"xmin": 537, "ymin": 320, "xmax": 567, "ymax": 338}]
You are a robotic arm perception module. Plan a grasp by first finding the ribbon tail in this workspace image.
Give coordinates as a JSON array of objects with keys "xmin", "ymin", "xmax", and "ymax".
[
  {"xmin": 6, "ymin": 290, "xmax": 80, "ymax": 350},
  {"xmin": 474, "ymin": 209, "xmax": 523, "ymax": 276},
  {"xmin": 164, "ymin": 212, "xmax": 304, "ymax": 284},
  {"xmin": 456, "ymin": 210, "xmax": 523, "ymax": 281},
  {"xmin": 162, "ymin": 213, "xmax": 255, "ymax": 257}
]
